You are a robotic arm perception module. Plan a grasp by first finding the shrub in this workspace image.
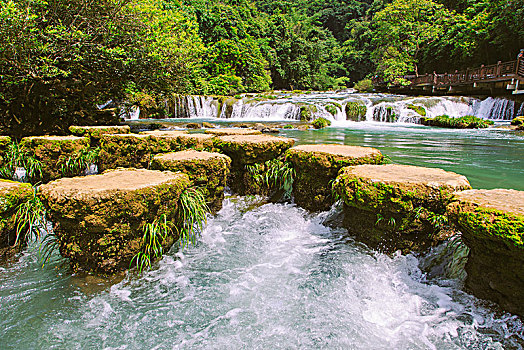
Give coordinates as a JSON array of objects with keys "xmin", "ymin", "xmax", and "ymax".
[
  {"xmin": 421, "ymin": 115, "xmax": 494, "ymax": 129},
  {"xmin": 353, "ymin": 79, "xmax": 374, "ymax": 92},
  {"xmin": 311, "ymin": 117, "xmax": 331, "ymax": 129}
]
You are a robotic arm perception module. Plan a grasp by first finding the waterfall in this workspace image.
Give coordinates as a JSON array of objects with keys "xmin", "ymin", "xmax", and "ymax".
[{"xmin": 128, "ymin": 92, "xmax": 519, "ymax": 124}]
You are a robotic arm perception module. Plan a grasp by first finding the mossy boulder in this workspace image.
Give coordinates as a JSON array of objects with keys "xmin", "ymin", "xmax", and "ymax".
[
  {"xmin": 286, "ymin": 144, "xmax": 384, "ymax": 212},
  {"xmin": 406, "ymin": 104, "xmax": 426, "ymax": 117},
  {"xmin": 214, "ymin": 135, "xmax": 295, "ymax": 194},
  {"xmin": 0, "ymin": 136, "xmax": 12, "ymax": 166},
  {"xmin": 98, "ymin": 134, "xmax": 153, "ymax": 172},
  {"xmin": 334, "ymin": 164, "xmax": 471, "ymax": 254},
  {"xmin": 177, "ymin": 133, "xmax": 215, "ymax": 151},
  {"xmin": 205, "ymin": 128, "xmax": 262, "ymax": 136},
  {"xmin": 151, "ymin": 150, "xmax": 231, "ymax": 212},
  {"xmin": 447, "ymin": 189, "xmax": 524, "ymax": 316},
  {"xmin": 311, "ymin": 117, "xmax": 331, "ymax": 129},
  {"xmin": 0, "ymin": 180, "xmax": 33, "ymax": 258},
  {"xmin": 39, "ymin": 168, "xmax": 191, "ymax": 273},
  {"xmin": 300, "ymin": 105, "xmax": 317, "ymax": 121},
  {"xmin": 345, "ymin": 102, "xmax": 367, "ymax": 121},
  {"xmin": 69, "ymin": 125, "xmax": 130, "ymax": 141},
  {"xmin": 510, "ymin": 116, "xmax": 524, "ymax": 126},
  {"xmin": 142, "ymin": 130, "xmax": 188, "ymax": 153},
  {"xmin": 202, "ymin": 122, "xmax": 216, "ymax": 128},
  {"xmin": 185, "ymin": 123, "xmax": 201, "ymax": 129},
  {"xmin": 421, "ymin": 115, "xmax": 494, "ymax": 129},
  {"xmin": 20, "ymin": 136, "xmax": 90, "ymax": 183}
]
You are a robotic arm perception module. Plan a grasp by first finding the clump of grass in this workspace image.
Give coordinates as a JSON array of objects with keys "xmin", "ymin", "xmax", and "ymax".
[
  {"xmin": 0, "ymin": 142, "xmax": 42, "ymax": 183},
  {"xmin": 345, "ymin": 101, "xmax": 367, "ymax": 121},
  {"xmin": 406, "ymin": 104, "xmax": 426, "ymax": 116},
  {"xmin": 246, "ymin": 159, "xmax": 295, "ymax": 199},
  {"xmin": 131, "ymin": 187, "xmax": 209, "ymax": 274},
  {"xmin": 60, "ymin": 147, "xmax": 100, "ymax": 177}
]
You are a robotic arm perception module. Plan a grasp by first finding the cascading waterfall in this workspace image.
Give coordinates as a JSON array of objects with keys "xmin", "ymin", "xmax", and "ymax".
[{"xmin": 128, "ymin": 91, "xmax": 521, "ymax": 123}]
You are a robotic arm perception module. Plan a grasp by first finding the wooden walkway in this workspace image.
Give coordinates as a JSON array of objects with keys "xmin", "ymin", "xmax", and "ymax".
[{"xmin": 373, "ymin": 57, "xmax": 524, "ymax": 95}]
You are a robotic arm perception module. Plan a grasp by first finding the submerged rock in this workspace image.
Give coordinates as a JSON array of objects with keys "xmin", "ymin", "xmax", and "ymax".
[
  {"xmin": 39, "ymin": 168, "xmax": 191, "ymax": 273},
  {"xmin": 447, "ymin": 189, "xmax": 524, "ymax": 316},
  {"xmin": 151, "ymin": 150, "xmax": 231, "ymax": 212},
  {"xmin": 334, "ymin": 164, "xmax": 471, "ymax": 254},
  {"xmin": 204, "ymin": 128, "xmax": 262, "ymax": 136},
  {"xmin": 20, "ymin": 136, "xmax": 90, "ymax": 183},
  {"xmin": 214, "ymin": 134, "xmax": 295, "ymax": 194},
  {"xmin": 0, "ymin": 180, "xmax": 33, "ymax": 258},
  {"xmin": 286, "ymin": 144, "xmax": 383, "ymax": 211}
]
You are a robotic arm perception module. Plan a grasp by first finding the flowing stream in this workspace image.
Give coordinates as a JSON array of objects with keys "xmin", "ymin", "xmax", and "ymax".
[{"xmin": 1, "ymin": 197, "xmax": 523, "ymax": 349}]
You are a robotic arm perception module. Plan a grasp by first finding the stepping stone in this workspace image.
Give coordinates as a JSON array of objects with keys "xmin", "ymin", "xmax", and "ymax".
[
  {"xmin": 69, "ymin": 125, "xmax": 130, "ymax": 140},
  {"xmin": 177, "ymin": 133, "xmax": 215, "ymax": 151},
  {"xmin": 0, "ymin": 180, "xmax": 33, "ymax": 257},
  {"xmin": 205, "ymin": 128, "xmax": 262, "ymax": 136},
  {"xmin": 39, "ymin": 168, "xmax": 191, "ymax": 273},
  {"xmin": 142, "ymin": 130, "xmax": 188, "ymax": 153},
  {"xmin": 447, "ymin": 189, "xmax": 524, "ymax": 316},
  {"xmin": 286, "ymin": 144, "xmax": 383, "ymax": 211},
  {"xmin": 151, "ymin": 150, "xmax": 231, "ymax": 212},
  {"xmin": 98, "ymin": 134, "xmax": 152, "ymax": 172},
  {"xmin": 20, "ymin": 136, "xmax": 90, "ymax": 183},
  {"xmin": 214, "ymin": 135, "xmax": 295, "ymax": 194},
  {"xmin": 334, "ymin": 164, "xmax": 471, "ymax": 253}
]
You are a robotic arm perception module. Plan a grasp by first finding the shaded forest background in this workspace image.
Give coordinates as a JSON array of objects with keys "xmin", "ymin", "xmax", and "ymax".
[{"xmin": 1, "ymin": 0, "xmax": 523, "ymax": 135}]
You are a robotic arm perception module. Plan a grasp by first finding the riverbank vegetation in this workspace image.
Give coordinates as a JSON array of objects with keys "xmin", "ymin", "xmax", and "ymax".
[{"xmin": 1, "ymin": 0, "xmax": 522, "ymax": 135}]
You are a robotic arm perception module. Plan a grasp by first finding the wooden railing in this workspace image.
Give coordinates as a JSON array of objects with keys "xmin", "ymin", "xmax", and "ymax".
[{"xmin": 373, "ymin": 57, "xmax": 524, "ymax": 88}]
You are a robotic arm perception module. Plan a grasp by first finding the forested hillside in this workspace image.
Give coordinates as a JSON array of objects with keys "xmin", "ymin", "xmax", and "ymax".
[{"xmin": 1, "ymin": 0, "xmax": 523, "ymax": 135}]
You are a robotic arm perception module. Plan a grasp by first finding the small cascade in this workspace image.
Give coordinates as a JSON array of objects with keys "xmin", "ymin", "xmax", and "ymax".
[
  {"xmin": 127, "ymin": 106, "xmax": 140, "ymax": 120},
  {"xmin": 470, "ymin": 97, "xmax": 516, "ymax": 120}
]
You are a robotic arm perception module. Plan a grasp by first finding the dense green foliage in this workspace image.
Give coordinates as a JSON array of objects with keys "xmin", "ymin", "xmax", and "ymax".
[
  {"xmin": 1, "ymin": 0, "xmax": 522, "ymax": 134},
  {"xmin": 421, "ymin": 115, "xmax": 495, "ymax": 128}
]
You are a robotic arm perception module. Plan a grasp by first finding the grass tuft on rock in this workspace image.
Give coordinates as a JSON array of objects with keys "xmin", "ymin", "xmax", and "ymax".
[
  {"xmin": 421, "ymin": 115, "xmax": 493, "ymax": 129},
  {"xmin": 0, "ymin": 142, "xmax": 43, "ymax": 183},
  {"xmin": 311, "ymin": 117, "xmax": 331, "ymax": 129}
]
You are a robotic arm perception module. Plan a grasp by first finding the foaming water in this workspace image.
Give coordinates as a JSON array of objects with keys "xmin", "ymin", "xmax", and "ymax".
[{"xmin": 1, "ymin": 197, "xmax": 522, "ymax": 349}]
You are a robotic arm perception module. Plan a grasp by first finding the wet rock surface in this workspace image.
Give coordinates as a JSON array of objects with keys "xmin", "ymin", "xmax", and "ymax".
[
  {"xmin": 0, "ymin": 180, "xmax": 33, "ymax": 258},
  {"xmin": 39, "ymin": 168, "xmax": 191, "ymax": 273},
  {"xmin": 286, "ymin": 144, "xmax": 384, "ymax": 211},
  {"xmin": 98, "ymin": 134, "xmax": 153, "ymax": 171},
  {"xmin": 151, "ymin": 150, "xmax": 231, "ymax": 212},
  {"xmin": 447, "ymin": 189, "xmax": 524, "ymax": 316},
  {"xmin": 334, "ymin": 164, "xmax": 471, "ymax": 254}
]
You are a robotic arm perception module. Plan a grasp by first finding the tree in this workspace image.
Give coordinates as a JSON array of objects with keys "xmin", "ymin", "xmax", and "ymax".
[{"xmin": 371, "ymin": 0, "xmax": 449, "ymax": 84}]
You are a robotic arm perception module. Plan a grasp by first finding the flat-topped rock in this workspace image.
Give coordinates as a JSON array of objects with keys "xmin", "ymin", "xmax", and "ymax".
[
  {"xmin": 39, "ymin": 168, "xmax": 191, "ymax": 273},
  {"xmin": 98, "ymin": 134, "xmax": 152, "ymax": 171},
  {"xmin": 141, "ymin": 130, "xmax": 189, "ymax": 153},
  {"xmin": 20, "ymin": 135, "xmax": 90, "ymax": 183},
  {"xmin": 177, "ymin": 133, "xmax": 215, "ymax": 151},
  {"xmin": 205, "ymin": 128, "xmax": 262, "ymax": 136},
  {"xmin": 0, "ymin": 180, "xmax": 33, "ymax": 257},
  {"xmin": 334, "ymin": 164, "xmax": 471, "ymax": 254},
  {"xmin": 447, "ymin": 189, "xmax": 524, "ymax": 316},
  {"xmin": 214, "ymin": 135, "xmax": 295, "ymax": 195},
  {"xmin": 285, "ymin": 144, "xmax": 384, "ymax": 211},
  {"xmin": 151, "ymin": 150, "xmax": 231, "ymax": 212},
  {"xmin": 215, "ymin": 135, "xmax": 295, "ymax": 165},
  {"xmin": 69, "ymin": 125, "xmax": 130, "ymax": 139}
]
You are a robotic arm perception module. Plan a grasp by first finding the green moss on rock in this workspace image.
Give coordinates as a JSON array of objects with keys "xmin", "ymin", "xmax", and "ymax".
[
  {"xmin": 333, "ymin": 164, "xmax": 471, "ymax": 254},
  {"xmin": 446, "ymin": 189, "xmax": 524, "ymax": 316},
  {"xmin": 39, "ymin": 168, "xmax": 191, "ymax": 273},
  {"xmin": 98, "ymin": 134, "xmax": 153, "ymax": 172},
  {"xmin": 69, "ymin": 126, "xmax": 130, "ymax": 140},
  {"xmin": 0, "ymin": 180, "xmax": 33, "ymax": 258},
  {"xmin": 0, "ymin": 136, "xmax": 12, "ymax": 167},
  {"xmin": 421, "ymin": 115, "xmax": 494, "ymax": 129},
  {"xmin": 214, "ymin": 134, "xmax": 295, "ymax": 194},
  {"xmin": 205, "ymin": 128, "xmax": 262, "ymax": 136},
  {"xmin": 286, "ymin": 144, "xmax": 384, "ymax": 212},
  {"xmin": 510, "ymin": 116, "xmax": 524, "ymax": 126},
  {"xmin": 20, "ymin": 136, "xmax": 90, "ymax": 183},
  {"xmin": 151, "ymin": 150, "xmax": 231, "ymax": 212},
  {"xmin": 406, "ymin": 104, "xmax": 426, "ymax": 117},
  {"xmin": 311, "ymin": 117, "xmax": 331, "ymax": 129},
  {"xmin": 345, "ymin": 102, "xmax": 367, "ymax": 121}
]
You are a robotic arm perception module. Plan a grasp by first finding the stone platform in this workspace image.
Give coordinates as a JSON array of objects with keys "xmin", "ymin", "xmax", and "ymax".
[
  {"xmin": 334, "ymin": 164, "xmax": 471, "ymax": 253},
  {"xmin": 286, "ymin": 144, "xmax": 383, "ymax": 211},
  {"xmin": 205, "ymin": 128, "xmax": 262, "ymax": 136},
  {"xmin": 39, "ymin": 168, "xmax": 191, "ymax": 273},
  {"xmin": 151, "ymin": 150, "xmax": 231, "ymax": 212},
  {"xmin": 447, "ymin": 189, "xmax": 524, "ymax": 316}
]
